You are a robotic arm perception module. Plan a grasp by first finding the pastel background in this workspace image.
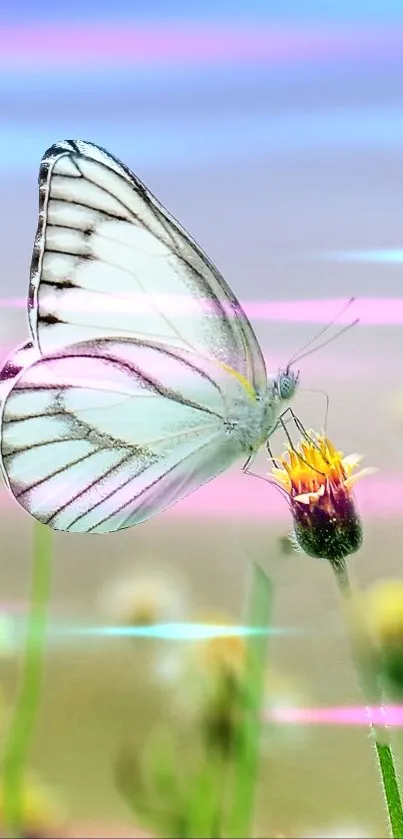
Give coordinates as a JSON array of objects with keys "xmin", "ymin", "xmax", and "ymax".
[{"xmin": 0, "ymin": 1, "xmax": 402, "ymax": 836}]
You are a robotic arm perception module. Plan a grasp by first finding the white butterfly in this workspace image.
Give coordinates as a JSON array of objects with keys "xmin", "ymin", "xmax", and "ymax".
[{"xmin": 0, "ymin": 140, "xmax": 299, "ymax": 534}]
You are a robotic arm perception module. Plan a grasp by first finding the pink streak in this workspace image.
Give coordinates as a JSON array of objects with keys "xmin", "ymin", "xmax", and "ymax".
[
  {"xmin": 0, "ymin": 474, "xmax": 398, "ymax": 518},
  {"xmin": 242, "ymin": 297, "xmax": 403, "ymax": 325},
  {"xmin": 266, "ymin": 705, "xmax": 403, "ymax": 727},
  {"xmin": 1, "ymin": 23, "xmax": 402, "ymax": 69},
  {"xmin": 167, "ymin": 474, "xmax": 398, "ymax": 518},
  {"xmin": 1, "ymin": 297, "xmax": 403, "ymax": 324},
  {"xmin": 0, "ymin": 345, "xmax": 380, "ymax": 378},
  {"xmin": 0, "ymin": 343, "xmax": 389, "ymax": 387}
]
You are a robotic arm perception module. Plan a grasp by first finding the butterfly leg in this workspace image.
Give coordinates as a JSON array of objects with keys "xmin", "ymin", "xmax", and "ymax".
[
  {"xmin": 279, "ymin": 407, "xmax": 331, "ymax": 467},
  {"xmin": 242, "ymin": 450, "xmax": 256, "ymax": 472},
  {"xmin": 263, "ymin": 409, "xmax": 303, "ymax": 467},
  {"xmin": 242, "ymin": 455, "xmax": 291, "ymax": 499},
  {"xmin": 277, "ymin": 407, "xmax": 325, "ymax": 457},
  {"xmin": 266, "ymin": 439, "xmax": 278, "ymax": 469},
  {"xmin": 268, "ymin": 409, "xmax": 325, "ymax": 476},
  {"xmin": 243, "ymin": 408, "xmax": 324, "ymax": 483},
  {"xmin": 242, "ymin": 462, "xmax": 273, "ymax": 486},
  {"xmin": 277, "ymin": 406, "xmax": 312, "ymax": 442},
  {"xmin": 242, "ymin": 420, "xmax": 295, "ymax": 481},
  {"xmin": 242, "ymin": 450, "xmax": 274, "ymax": 485}
]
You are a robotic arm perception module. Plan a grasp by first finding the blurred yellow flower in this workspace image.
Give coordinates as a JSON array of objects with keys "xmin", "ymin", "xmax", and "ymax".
[
  {"xmin": 366, "ymin": 580, "xmax": 403, "ymax": 642},
  {"xmin": 188, "ymin": 614, "xmax": 252, "ymax": 756},
  {"xmin": 0, "ymin": 774, "xmax": 65, "ymax": 836},
  {"xmin": 192, "ymin": 612, "xmax": 245, "ymax": 680},
  {"xmin": 271, "ymin": 432, "xmax": 375, "ymax": 563},
  {"xmin": 98, "ymin": 565, "xmax": 188, "ymax": 627},
  {"xmin": 365, "ymin": 579, "xmax": 403, "ymax": 695},
  {"xmin": 168, "ymin": 612, "xmax": 305, "ymax": 756},
  {"xmin": 98, "ymin": 565, "xmax": 191, "ymax": 687}
]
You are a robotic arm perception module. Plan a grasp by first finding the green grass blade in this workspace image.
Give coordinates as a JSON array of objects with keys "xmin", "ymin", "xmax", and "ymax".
[
  {"xmin": 332, "ymin": 559, "xmax": 403, "ymax": 839},
  {"xmin": 227, "ymin": 562, "xmax": 272, "ymax": 838},
  {"xmin": 2, "ymin": 522, "xmax": 53, "ymax": 838},
  {"xmin": 184, "ymin": 757, "xmax": 227, "ymax": 839}
]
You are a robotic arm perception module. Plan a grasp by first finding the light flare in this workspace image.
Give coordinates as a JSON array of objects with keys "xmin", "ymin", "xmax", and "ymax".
[
  {"xmin": 0, "ymin": 296, "xmax": 402, "ymax": 324},
  {"xmin": 266, "ymin": 704, "xmax": 403, "ymax": 727}
]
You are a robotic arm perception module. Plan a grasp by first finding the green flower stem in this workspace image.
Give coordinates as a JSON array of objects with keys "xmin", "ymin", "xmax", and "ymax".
[
  {"xmin": 376, "ymin": 742, "xmax": 403, "ymax": 839},
  {"xmin": 332, "ymin": 558, "xmax": 403, "ymax": 839},
  {"xmin": 2, "ymin": 522, "xmax": 53, "ymax": 838}
]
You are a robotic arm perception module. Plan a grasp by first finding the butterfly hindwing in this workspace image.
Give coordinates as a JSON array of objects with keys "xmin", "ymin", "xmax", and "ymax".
[{"xmin": 0, "ymin": 339, "xmax": 250, "ymax": 532}]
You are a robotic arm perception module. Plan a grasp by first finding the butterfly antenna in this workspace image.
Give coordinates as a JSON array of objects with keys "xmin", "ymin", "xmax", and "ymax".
[
  {"xmin": 291, "ymin": 318, "xmax": 359, "ymax": 364},
  {"xmin": 287, "ymin": 297, "xmax": 356, "ymax": 366}
]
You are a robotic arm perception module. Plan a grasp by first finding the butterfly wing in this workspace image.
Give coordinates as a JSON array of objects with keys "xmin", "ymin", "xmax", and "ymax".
[
  {"xmin": 29, "ymin": 139, "xmax": 267, "ymax": 395},
  {"xmin": 0, "ymin": 338, "xmax": 257, "ymax": 533},
  {"xmin": 0, "ymin": 139, "xmax": 270, "ymax": 532},
  {"xmin": 0, "ymin": 341, "xmax": 39, "ymax": 400}
]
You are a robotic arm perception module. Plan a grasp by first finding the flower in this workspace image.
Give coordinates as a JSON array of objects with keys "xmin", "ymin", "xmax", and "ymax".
[
  {"xmin": 167, "ymin": 611, "xmax": 247, "ymax": 756},
  {"xmin": 0, "ymin": 774, "xmax": 65, "ymax": 836},
  {"xmin": 271, "ymin": 432, "xmax": 375, "ymax": 563},
  {"xmin": 365, "ymin": 579, "xmax": 403, "ymax": 695},
  {"xmin": 168, "ymin": 612, "xmax": 306, "ymax": 756},
  {"xmin": 191, "ymin": 613, "xmax": 246, "ymax": 680},
  {"xmin": 98, "ymin": 565, "xmax": 188, "ymax": 628},
  {"xmin": 97, "ymin": 564, "xmax": 191, "ymax": 686}
]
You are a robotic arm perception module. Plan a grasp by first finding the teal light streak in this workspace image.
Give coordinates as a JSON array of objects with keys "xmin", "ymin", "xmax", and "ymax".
[
  {"xmin": 316, "ymin": 249, "xmax": 403, "ymax": 263},
  {"xmin": 53, "ymin": 622, "xmax": 303, "ymax": 641},
  {"xmin": 0, "ymin": 616, "xmax": 304, "ymax": 646}
]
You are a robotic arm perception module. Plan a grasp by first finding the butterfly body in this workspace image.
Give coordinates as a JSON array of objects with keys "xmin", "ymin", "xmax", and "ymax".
[
  {"xmin": 0, "ymin": 140, "xmax": 298, "ymax": 533},
  {"xmin": 222, "ymin": 384, "xmax": 276, "ymax": 452}
]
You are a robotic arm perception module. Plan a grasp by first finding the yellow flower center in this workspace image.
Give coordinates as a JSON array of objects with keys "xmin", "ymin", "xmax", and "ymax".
[{"xmin": 271, "ymin": 432, "xmax": 368, "ymax": 500}]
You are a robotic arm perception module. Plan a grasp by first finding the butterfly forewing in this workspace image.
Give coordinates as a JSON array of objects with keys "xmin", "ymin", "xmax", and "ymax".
[{"xmin": 29, "ymin": 140, "xmax": 267, "ymax": 395}]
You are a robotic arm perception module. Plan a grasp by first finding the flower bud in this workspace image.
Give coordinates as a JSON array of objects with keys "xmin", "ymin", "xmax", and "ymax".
[{"xmin": 271, "ymin": 433, "xmax": 374, "ymax": 563}]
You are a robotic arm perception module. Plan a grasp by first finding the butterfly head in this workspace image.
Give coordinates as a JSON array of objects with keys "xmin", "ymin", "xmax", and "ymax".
[{"xmin": 275, "ymin": 366, "xmax": 300, "ymax": 402}]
